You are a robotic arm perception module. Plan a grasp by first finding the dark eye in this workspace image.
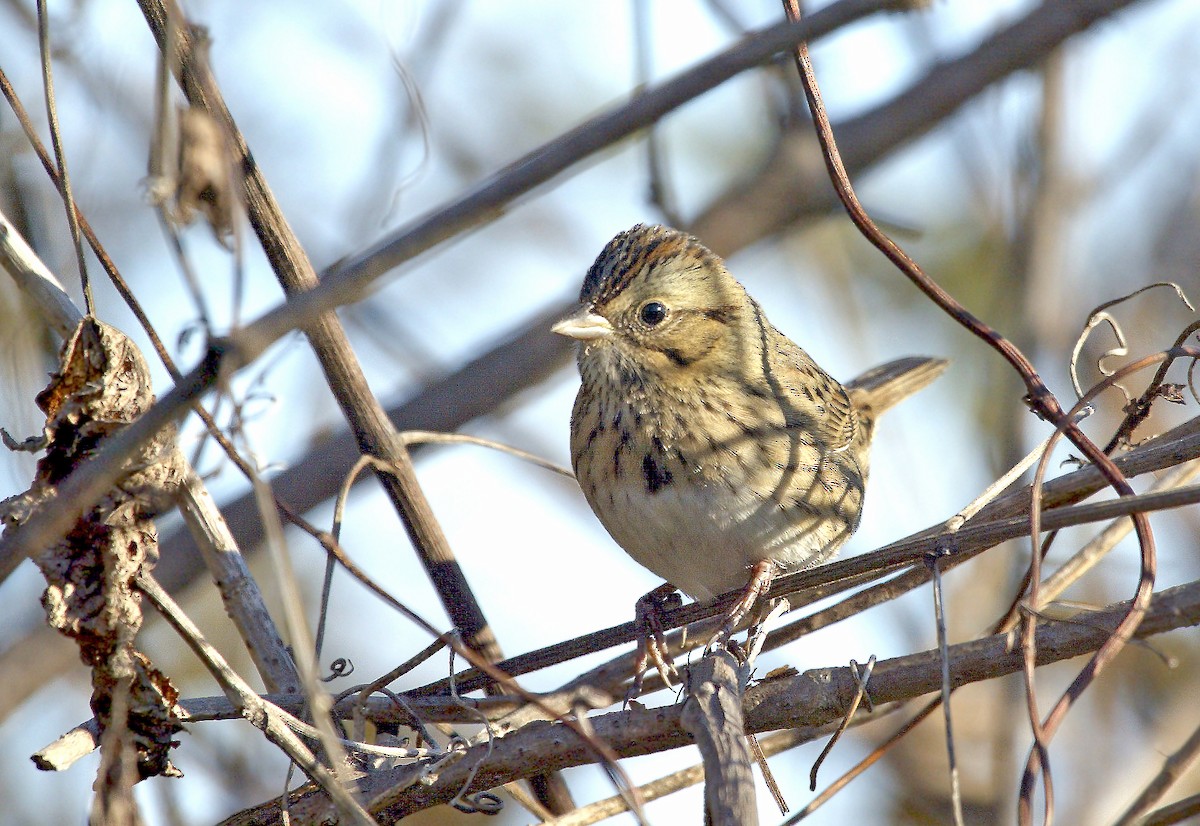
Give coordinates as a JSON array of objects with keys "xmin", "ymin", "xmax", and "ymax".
[{"xmin": 639, "ymin": 301, "xmax": 668, "ymax": 327}]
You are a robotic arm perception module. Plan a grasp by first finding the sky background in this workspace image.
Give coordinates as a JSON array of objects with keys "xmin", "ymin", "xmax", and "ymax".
[{"xmin": 1, "ymin": 0, "xmax": 1199, "ymax": 823}]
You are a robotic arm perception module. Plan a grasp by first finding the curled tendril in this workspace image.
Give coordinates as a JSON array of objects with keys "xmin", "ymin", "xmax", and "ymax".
[
  {"xmin": 322, "ymin": 657, "xmax": 353, "ymax": 682},
  {"xmin": 449, "ymin": 790, "xmax": 503, "ymax": 815},
  {"xmin": 1070, "ymin": 281, "xmax": 1195, "ymax": 400}
]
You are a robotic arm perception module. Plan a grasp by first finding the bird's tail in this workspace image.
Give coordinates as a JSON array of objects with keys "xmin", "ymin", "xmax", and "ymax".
[{"xmin": 846, "ymin": 357, "xmax": 948, "ymax": 417}]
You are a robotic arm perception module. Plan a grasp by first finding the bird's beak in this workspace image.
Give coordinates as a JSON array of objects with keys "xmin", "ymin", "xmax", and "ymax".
[{"xmin": 552, "ymin": 309, "xmax": 613, "ymax": 341}]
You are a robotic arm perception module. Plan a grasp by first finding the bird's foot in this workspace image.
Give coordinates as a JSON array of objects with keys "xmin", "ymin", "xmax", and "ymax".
[
  {"xmin": 705, "ymin": 559, "xmax": 778, "ymax": 654},
  {"xmin": 626, "ymin": 582, "xmax": 682, "ymax": 705}
]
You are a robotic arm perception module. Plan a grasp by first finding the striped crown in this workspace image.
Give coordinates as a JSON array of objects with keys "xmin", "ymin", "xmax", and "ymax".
[{"xmin": 580, "ymin": 224, "xmax": 719, "ymax": 307}]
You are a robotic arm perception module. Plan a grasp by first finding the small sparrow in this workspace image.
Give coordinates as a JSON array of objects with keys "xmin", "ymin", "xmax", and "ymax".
[{"xmin": 554, "ymin": 224, "xmax": 945, "ymax": 678}]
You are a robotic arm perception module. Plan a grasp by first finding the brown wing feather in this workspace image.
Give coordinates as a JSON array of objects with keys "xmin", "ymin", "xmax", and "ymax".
[{"xmin": 761, "ymin": 317, "xmax": 860, "ymax": 453}]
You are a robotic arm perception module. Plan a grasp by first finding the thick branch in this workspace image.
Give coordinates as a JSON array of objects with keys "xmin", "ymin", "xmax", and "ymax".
[
  {"xmin": 693, "ymin": 0, "xmax": 1144, "ymax": 252},
  {"xmin": 150, "ymin": 0, "xmax": 1150, "ymax": 609},
  {"xmin": 680, "ymin": 650, "xmax": 757, "ymax": 826},
  {"xmin": 219, "ymin": 580, "xmax": 1200, "ymax": 824},
  {"xmin": 136, "ymin": 0, "xmax": 502, "ymax": 664},
  {"xmin": 420, "ymin": 419, "xmax": 1200, "ymax": 697}
]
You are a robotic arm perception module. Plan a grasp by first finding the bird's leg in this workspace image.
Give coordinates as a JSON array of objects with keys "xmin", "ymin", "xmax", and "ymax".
[
  {"xmin": 626, "ymin": 582, "xmax": 682, "ymax": 703},
  {"xmin": 707, "ymin": 559, "xmax": 778, "ymax": 653}
]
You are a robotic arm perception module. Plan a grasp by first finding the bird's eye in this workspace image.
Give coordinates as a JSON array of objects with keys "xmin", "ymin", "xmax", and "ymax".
[{"xmin": 639, "ymin": 301, "xmax": 668, "ymax": 327}]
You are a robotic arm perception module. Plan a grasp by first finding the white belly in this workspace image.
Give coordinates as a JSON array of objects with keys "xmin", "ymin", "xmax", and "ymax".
[{"xmin": 593, "ymin": 472, "xmax": 835, "ymax": 602}]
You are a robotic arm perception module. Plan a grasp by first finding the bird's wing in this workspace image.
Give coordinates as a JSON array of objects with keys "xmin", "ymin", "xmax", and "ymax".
[{"xmin": 767, "ymin": 327, "xmax": 859, "ymax": 453}]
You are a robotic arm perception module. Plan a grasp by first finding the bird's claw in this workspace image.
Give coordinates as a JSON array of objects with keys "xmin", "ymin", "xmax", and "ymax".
[
  {"xmin": 706, "ymin": 559, "xmax": 778, "ymax": 653},
  {"xmin": 626, "ymin": 584, "xmax": 681, "ymax": 704}
]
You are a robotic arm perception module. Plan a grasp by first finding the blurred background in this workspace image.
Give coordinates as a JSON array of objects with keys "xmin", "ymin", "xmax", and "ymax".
[{"xmin": 1, "ymin": 0, "xmax": 1199, "ymax": 823}]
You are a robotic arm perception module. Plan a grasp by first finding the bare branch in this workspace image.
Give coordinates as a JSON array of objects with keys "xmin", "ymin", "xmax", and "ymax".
[{"xmin": 223, "ymin": 579, "xmax": 1200, "ymax": 823}]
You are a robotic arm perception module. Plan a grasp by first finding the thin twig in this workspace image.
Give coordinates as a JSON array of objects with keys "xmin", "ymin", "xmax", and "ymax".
[
  {"xmin": 741, "ymin": 598, "xmax": 792, "ymax": 815},
  {"xmin": 794, "ymin": 697, "xmax": 942, "ymax": 821},
  {"xmin": 136, "ymin": 574, "xmax": 376, "ymax": 826},
  {"xmin": 1139, "ymin": 793, "xmax": 1200, "ymax": 826},
  {"xmin": 249, "ymin": 465, "xmax": 361, "ymax": 778},
  {"xmin": 1018, "ymin": 351, "xmax": 1196, "ymax": 821},
  {"xmin": 781, "ymin": 4, "xmax": 1159, "ymax": 822},
  {"xmin": 423, "ymin": 430, "xmax": 1200, "ymax": 698},
  {"xmin": 397, "ymin": 431, "xmax": 574, "ymax": 478},
  {"xmin": 342, "ymin": 637, "xmax": 448, "ymax": 742},
  {"xmin": 632, "ymin": 0, "xmax": 681, "ymax": 226},
  {"xmin": 34, "ymin": 0, "xmax": 91, "ymax": 314},
  {"xmin": 1069, "ymin": 283, "xmax": 1193, "ymax": 401},
  {"xmin": 948, "ymin": 433, "xmax": 1063, "ymax": 530},
  {"xmin": 928, "ymin": 551, "xmax": 966, "ymax": 826},
  {"xmin": 807, "ymin": 656, "xmax": 875, "ymax": 793},
  {"xmin": 230, "ymin": 579, "xmax": 1200, "ymax": 823}
]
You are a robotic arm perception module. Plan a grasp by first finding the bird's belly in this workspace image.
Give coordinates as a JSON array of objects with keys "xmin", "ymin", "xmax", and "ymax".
[{"xmin": 593, "ymin": 473, "xmax": 839, "ymax": 603}]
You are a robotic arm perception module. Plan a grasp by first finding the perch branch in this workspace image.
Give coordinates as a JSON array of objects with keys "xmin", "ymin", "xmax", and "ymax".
[{"xmin": 220, "ymin": 579, "xmax": 1200, "ymax": 823}]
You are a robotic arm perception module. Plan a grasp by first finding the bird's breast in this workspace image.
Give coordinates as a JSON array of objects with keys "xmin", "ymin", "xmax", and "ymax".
[{"xmin": 571, "ymin": 385, "xmax": 865, "ymax": 602}]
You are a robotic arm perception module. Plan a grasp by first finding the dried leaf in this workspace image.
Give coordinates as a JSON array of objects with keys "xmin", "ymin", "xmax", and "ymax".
[
  {"xmin": 0, "ymin": 318, "xmax": 186, "ymax": 781},
  {"xmin": 173, "ymin": 105, "xmax": 239, "ymax": 247}
]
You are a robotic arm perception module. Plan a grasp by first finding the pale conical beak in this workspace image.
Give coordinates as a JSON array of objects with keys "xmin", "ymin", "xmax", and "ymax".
[{"xmin": 551, "ymin": 310, "xmax": 613, "ymax": 341}]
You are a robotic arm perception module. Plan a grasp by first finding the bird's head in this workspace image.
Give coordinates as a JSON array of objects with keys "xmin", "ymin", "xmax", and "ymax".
[{"xmin": 553, "ymin": 224, "xmax": 750, "ymax": 382}]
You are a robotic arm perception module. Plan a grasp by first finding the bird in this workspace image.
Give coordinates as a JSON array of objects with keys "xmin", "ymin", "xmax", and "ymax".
[{"xmin": 553, "ymin": 223, "xmax": 946, "ymax": 685}]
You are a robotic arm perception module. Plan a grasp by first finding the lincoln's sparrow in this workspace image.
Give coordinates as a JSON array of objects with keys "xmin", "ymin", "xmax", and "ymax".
[{"xmin": 554, "ymin": 224, "xmax": 945, "ymax": 673}]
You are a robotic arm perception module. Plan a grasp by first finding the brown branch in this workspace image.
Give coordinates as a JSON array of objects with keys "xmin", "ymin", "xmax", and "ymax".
[
  {"xmin": 694, "ymin": 0, "xmax": 1146, "ymax": 253},
  {"xmin": 219, "ymin": 579, "xmax": 1200, "ymax": 824},
  {"xmin": 679, "ymin": 650, "xmax": 757, "ymax": 826},
  {"xmin": 1113, "ymin": 719, "xmax": 1200, "ymax": 825},
  {"xmin": 421, "ymin": 418, "xmax": 1200, "ymax": 697},
  {"xmin": 780, "ymin": 2, "xmax": 1157, "ymax": 818},
  {"xmin": 1140, "ymin": 794, "xmax": 1200, "ymax": 826},
  {"xmin": 0, "ymin": 0, "xmax": 1139, "ymax": 673},
  {"xmin": 0, "ymin": 0, "xmax": 882, "ymax": 610},
  {"xmin": 135, "ymin": 0, "xmax": 503, "ymax": 669},
  {"xmin": 33, "ymin": 0, "xmax": 91, "ymax": 314}
]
